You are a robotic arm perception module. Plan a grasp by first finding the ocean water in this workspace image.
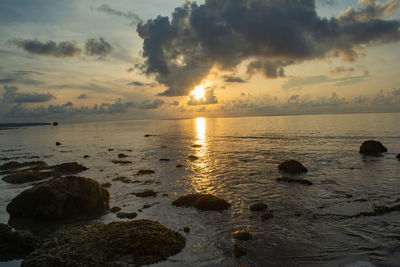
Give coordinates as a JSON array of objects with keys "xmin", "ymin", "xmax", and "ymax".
[{"xmin": 0, "ymin": 113, "xmax": 400, "ymax": 267}]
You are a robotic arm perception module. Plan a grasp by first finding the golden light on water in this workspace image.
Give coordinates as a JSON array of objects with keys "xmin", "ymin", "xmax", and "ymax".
[
  {"xmin": 195, "ymin": 117, "xmax": 206, "ymax": 145},
  {"xmin": 191, "ymin": 84, "xmax": 206, "ymax": 101}
]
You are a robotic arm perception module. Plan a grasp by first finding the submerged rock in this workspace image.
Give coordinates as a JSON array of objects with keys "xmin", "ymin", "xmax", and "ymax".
[
  {"xmin": 278, "ymin": 159, "xmax": 308, "ymax": 174},
  {"xmin": 111, "ymin": 160, "xmax": 132, "ymax": 164},
  {"xmin": 7, "ymin": 176, "xmax": 109, "ymax": 220},
  {"xmin": 191, "ymin": 144, "xmax": 202, "ymax": 148},
  {"xmin": 353, "ymin": 205, "xmax": 400, "ymax": 217},
  {"xmin": 359, "ymin": 140, "xmax": 387, "ymax": 155},
  {"xmin": 136, "ymin": 169, "xmax": 155, "ymax": 175},
  {"xmin": 232, "ymin": 244, "xmax": 248, "ymax": 258},
  {"xmin": 102, "ymin": 182, "xmax": 111, "ymax": 188},
  {"xmin": 110, "ymin": 206, "xmax": 121, "ymax": 213},
  {"xmin": 396, "ymin": 153, "xmax": 400, "ymax": 160},
  {"xmin": 276, "ymin": 177, "xmax": 312, "ymax": 185},
  {"xmin": 188, "ymin": 155, "xmax": 199, "ymax": 160},
  {"xmin": 118, "ymin": 153, "xmax": 128, "ymax": 158},
  {"xmin": 176, "ymin": 164, "xmax": 183, "ymax": 168},
  {"xmin": 0, "ymin": 223, "xmax": 39, "ymax": 261},
  {"xmin": 132, "ymin": 190, "xmax": 157, "ymax": 197},
  {"xmin": 55, "ymin": 142, "xmax": 61, "ymax": 146},
  {"xmin": 183, "ymin": 226, "xmax": 190, "ymax": 233},
  {"xmin": 21, "ymin": 220, "xmax": 186, "ymax": 267},
  {"xmin": 112, "ymin": 176, "xmax": 131, "ymax": 183},
  {"xmin": 233, "ymin": 231, "xmax": 252, "ymax": 241},
  {"xmin": 0, "ymin": 161, "xmax": 48, "ymax": 172},
  {"xmin": 159, "ymin": 158, "xmax": 170, "ymax": 161},
  {"xmin": 172, "ymin": 193, "xmax": 231, "ymax": 211},
  {"xmin": 250, "ymin": 202, "xmax": 268, "ymax": 211},
  {"xmin": 116, "ymin": 212, "xmax": 137, "ymax": 219},
  {"xmin": 261, "ymin": 212, "xmax": 274, "ymax": 221}
]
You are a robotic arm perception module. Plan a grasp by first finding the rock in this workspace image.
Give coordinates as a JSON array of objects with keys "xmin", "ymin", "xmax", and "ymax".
[
  {"xmin": 132, "ymin": 190, "xmax": 157, "ymax": 197},
  {"xmin": 0, "ymin": 223, "xmax": 39, "ymax": 261},
  {"xmin": 233, "ymin": 231, "xmax": 252, "ymax": 241},
  {"xmin": 0, "ymin": 161, "xmax": 48, "ymax": 172},
  {"xmin": 118, "ymin": 153, "xmax": 128, "ymax": 158},
  {"xmin": 116, "ymin": 212, "xmax": 137, "ymax": 219},
  {"xmin": 172, "ymin": 193, "xmax": 231, "ymax": 211},
  {"xmin": 191, "ymin": 144, "xmax": 202, "ymax": 148},
  {"xmin": 142, "ymin": 202, "xmax": 159, "ymax": 209},
  {"xmin": 21, "ymin": 220, "xmax": 186, "ymax": 267},
  {"xmin": 108, "ymin": 148, "xmax": 114, "ymax": 152},
  {"xmin": 278, "ymin": 159, "xmax": 308, "ymax": 174},
  {"xmin": 176, "ymin": 164, "xmax": 183, "ymax": 168},
  {"xmin": 2, "ymin": 162, "xmax": 88, "ymax": 184},
  {"xmin": 261, "ymin": 212, "xmax": 274, "ymax": 220},
  {"xmin": 359, "ymin": 140, "xmax": 387, "ymax": 155},
  {"xmin": 159, "ymin": 158, "xmax": 170, "ymax": 161},
  {"xmin": 110, "ymin": 206, "xmax": 121, "ymax": 213},
  {"xmin": 111, "ymin": 160, "xmax": 132, "ymax": 164},
  {"xmin": 232, "ymin": 244, "xmax": 247, "ymax": 258},
  {"xmin": 276, "ymin": 177, "xmax": 312, "ymax": 185},
  {"xmin": 137, "ymin": 169, "xmax": 155, "ymax": 175},
  {"xmin": 83, "ymin": 155, "xmax": 90, "ymax": 158},
  {"xmin": 250, "ymin": 202, "xmax": 268, "ymax": 211},
  {"xmin": 102, "ymin": 182, "xmax": 111, "ymax": 188},
  {"xmin": 144, "ymin": 134, "xmax": 155, "ymax": 137},
  {"xmin": 353, "ymin": 205, "xmax": 400, "ymax": 217},
  {"xmin": 294, "ymin": 211, "xmax": 302, "ymax": 217},
  {"xmin": 396, "ymin": 153, "xmax": 400, "ymax": 159},
  {"xmin": 112, "ymin": 176, "xmax": 130, "ymax": 183},
  {"xmin": 7, "ymin": 176, "xmax": 109, "ymax": 220},
  {"xmin": 188, "ymin": 155, "xmax": 199, "ymax": 160},
  {"xmin": 183, "ymin": 226, "xmax": 190, "ymax": 233},
  {"xmin": 55, "ymin": 142, "xmax": 61, "ymax": 146},
  {"xmin": 163, "ymin": 193, "xmax": 169, "ymax": 197},
  {"xmin": 52, "ymin": 122, "xmax": 58, "ymax": 126}
]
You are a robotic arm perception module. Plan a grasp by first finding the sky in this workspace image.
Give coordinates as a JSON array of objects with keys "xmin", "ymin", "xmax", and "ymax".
[{"xmin": 0, "ymin": 0, "xmax": 399, "ymax": 123}]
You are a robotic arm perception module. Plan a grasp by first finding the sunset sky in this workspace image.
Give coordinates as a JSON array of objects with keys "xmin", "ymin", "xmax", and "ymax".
[{"xmin": 0, "ymin": 0, "xmax": 399, "ymax": 122}]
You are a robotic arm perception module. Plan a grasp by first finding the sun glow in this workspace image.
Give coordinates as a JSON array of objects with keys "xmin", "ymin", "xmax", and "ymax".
[{"xmin": 191, "ymin": 84, "xmax": 206, "ymax": 101}]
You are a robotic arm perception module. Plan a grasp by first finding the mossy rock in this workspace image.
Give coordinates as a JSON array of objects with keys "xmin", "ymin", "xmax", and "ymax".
[
  {"xmin": 359, "ymin": 140, "xmax": 387, "ymax": 155},
  {"xmin": 278, "ymin": 159, "xmax": 308, "ymax": 174},
  {"xmin": 22, "ymin": 220, "xmax": 186, "ymax": 267},
  {"xmin": 7, "ymin": 176, "xmax": 109, "ymax": 220},
  {"xmin": 172, "ymin": 193, "xmax": 231, "ymax": 211}
]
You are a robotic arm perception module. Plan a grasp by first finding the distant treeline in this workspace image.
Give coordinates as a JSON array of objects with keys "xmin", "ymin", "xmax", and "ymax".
[{"xmin": 0, "ymin": 123, "xmax": 50, "ymax": 128}]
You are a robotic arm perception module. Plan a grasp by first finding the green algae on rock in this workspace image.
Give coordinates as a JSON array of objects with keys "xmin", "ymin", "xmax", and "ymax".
[{"xmin": 22, "ymin": 220, "xmax": 186, "ymax": 267}]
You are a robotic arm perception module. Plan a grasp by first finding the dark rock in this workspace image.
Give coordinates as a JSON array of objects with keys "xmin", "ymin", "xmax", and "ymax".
[
  {"xmin": 132, "ymin": 190, "xmax": 157, "ymax": 197},
  {"xmin": 163, "ymin": 193, "xmax": 169, "ymax": 197},
  {"xmin": 102, "ymin": 182, "xmax": 111, "ymax": 188},
  {"xmin": 52, "ymin": 122, "xmax": 58, "ymax": 126},
  {"xmin": 233, "ymin": 231, "xmax": 252, "ymax": 241},
  {"xmin": 52, "ymin": 162, "xmax": 88, "ymax": 175},
  {"xmin": 55, "ymin": 142, "xmax": 61, "ymax": 146},
  {"xmin": 0, "ymin": 161, "xmax": 48, "ymax": 171},
  {"xmin": 176, "ymin": 164, "xmax": 183, "ymax": 168},
  {"xmin": 159, "ymin": 158, "xmax": 170, "ymax": 161},
  {"xmin": 346, "ymin": 194, "xmax": 353, "ymax": 198},
  {"xmin": 250, "ymin": 202, "xmax": 268, "ymax": 211},
  {"xmin": 0, "ymin": 223, "xmax": 39, "ymax": 261},
  {"xmin": 116, "ymin": 212, "xmax": 137, "ymax": 219},
  {"xmin": 21, "ymin": 220, "xmax": 186, "ymax": 267},
  {"xmin": 353, "ymin": 205, "xmax": 400, "ymax": 217},
  {"xmin": 142, "ymin": 202, "xmax": 159, "ymax": 209},
  {"xmin": 118, "ymin": 153, "xmax": 128, "ymax": 158},
  {"xmin": 396, "ymin": 153, "xmax": 400, "ymax": 159},
  {"xmin": 111, "ymin": 160, "xmax": 132, "ymax": 164},
  {"xmin": 232, "ymin": 244, "xmax": 247, "ymax": 258},
  {"xmin": 112, "ymin": 176, "xmax": 130, "ymax": 183},
  {"xmin": 278, "ymin": 159, "xmax": 308, "ymax": 174},
  {"xmin": 191, "ymin": 144, "xmax": 202, "ymax": 148},
  {"xmin": 83, "ymin": 155, "xmax": 90, "ymax": 158},
  {"xmin": 110, "ymin": 206, "xmax": 121, "ymax": 213},
  {"xmin": 144, "ymin": 134, "xmax": 154, "ymax": 137},
  {"xmin": 172, "ymin": 193, "xmax": 231, "ymax": 211},
  {"xmin": 354, "ymin": 198, "xmax": 368, "ymax": 202},
  {"xmin": 188, "ymin": 155, "xmax": 199, "ymax": 160},
  {"xmin": 294, "ymin": 211, "xmax": 302, "ymax": 217},
  {"xmin": 276, "ymin": 177, "xmax": 312, "ymax": 185},
  {"xmin": 7, "ymin": 176, "xmax": 109, "ymax": 220},
  {"xmin": 137, "ymin": 169, "xmax": 155, "ymax": 175},
  {"xmin": 359, "ymin": 140, "xmax": 387, "ymax": 155},
  {"xmin": 183, "ymin": 227, "xmax": 190, "ymax": 233},
  {"xmin": 108, "ymin": 148, "xmax": 114, "ymax": 152},
  {"xmin": 261, "ymin": 212, "xmax": 274, "ymax": 220}
]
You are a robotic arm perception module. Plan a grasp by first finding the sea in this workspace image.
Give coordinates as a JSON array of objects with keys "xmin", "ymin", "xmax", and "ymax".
[{"xmin": 1, "ymin": 113, "xmax": 400, "ymax": 267}]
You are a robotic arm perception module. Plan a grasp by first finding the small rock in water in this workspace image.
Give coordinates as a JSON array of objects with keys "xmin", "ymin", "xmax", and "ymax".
[
  {"xmin": 55, "ymin": 141, "xmax": 61, "ymax": 146},
  {"xmin": 172, "ymin": 193, "xmax": 231, "ymax": 211},
  {"xmin": 112, "ymin": 160, "xmax": 132, "ymax": 164},
  {"xmin": 396, "ymin": 153, "xmax": 400, "ymax": 159},
  {"xmin": 176, "ymin": 164, "xmax": 183, "ymax": 168},
  {"xmin": 116, "ymin": 212, "xmax": 137, "ymax": 219},
  {"xmin": 110, "ymin": 206, "xmax": 121, "ymax": 213},
  {"xmin": 250, "ymin": 202, "xmax": 268, "ymax": 211},
  {"xmin": 184, "ymin": 226, "xmax": 190, "ymax": 233},
  {"xmin": 232, "ymin": 244, "xmax": 248, "ymax": 258},
  {"xmin": 102, "ymin": 182, "xmax": 111, "ymax": 188},
  {"xmin": 118, "ymin": 153, "xmax": 128, "ymax": 158},
  {"xmin": 84, "ymin": 155, "xmax": 90, "ymax": 158},
  {"xmin": 233, "ymin": 231, "xmax": 252, "ymax": 241},
  {"xmin": 261, "ymin": 212, "xmax": 274, "ymax": 220},
  {"xmin": 159, "ymin": 158, "xmax": 170, "ymax": 161},
  {"xmin": 108, "ymin": 148, "xmax": 114, "ymax": 152},
  {"xmin": 191, "ymin": 144, "xmax": 202, "ymax": 148},
  {"xmin": 188, "ymin": 155, "xmax": 199, "ymax": 160},
  {"xmin": 278, "ymin": 159, "xmax": 308, "ymax": 174},
  {"xmin": 294, "ymin": 211, "xmax": 302, "ymax": 217},
  {"xmin": 359, "ymin": 140, "xmax": 387, "ymax": 155},
  {"xmin": 132, "ymin": 190, "xmax": 157, "ymax": 197},
  {"xmin": 137, "ymin": 169, "xmax": 155, "ymax": 175},
  {"xmin": 112, "ymin": 176, "xmax": 130, "ymax": 183},
  {"xmin": 276, "ymin": 177, "xmax": 312, "ymax": 185}
]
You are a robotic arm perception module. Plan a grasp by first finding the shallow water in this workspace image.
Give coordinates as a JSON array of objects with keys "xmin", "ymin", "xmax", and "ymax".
[{"xmin": 1, "ymin": 113, "xmax": 400, "ymax": 266}]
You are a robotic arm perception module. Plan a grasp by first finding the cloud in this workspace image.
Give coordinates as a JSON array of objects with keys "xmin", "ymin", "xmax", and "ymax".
[
  {"xmin": 0, "ymin": 85, "xmax": 54, "ymax": 103},
  {"xmin": 127, "ymin": 81, "xmax": 149, "ymax": 86},
  {"xmin": 223, "ymin": 75, "xmax": 247, "ymax": 83},
  {"xmin": 282, "ymin": 74, "xmax": 366, "ymax": 90},
  {"xmin": 187, "ymin": 88, "xmax": 218, "ymax": 105},
  {"xmin": 340, "ymin": 0, "xmax": 400, "ymax": 22},
  {"xmin": 138, "ymin": 99, "xmax": 165, "ymax": 109},
  {"xmin": 77, "ymin": 93, "xmax": 88, "ymax": 99},
  {"xmin": 0, "ymin": 78, "xmax": 15, "ymax": 84},
  {"xmin": 330, "ymin": 66, "xmax": 355, "ymax": 74},
  {"xmin": 136, "ymin": 0, "xmax": 400, "ymax": 96},
  {"xmin": 392, "ymin": 88, "xmax": 400, "ymax": 96},
  {"xmin": 318, "ymin": 0, "xmax": 337, "ymax": 6},
  {"xmin": 10, "ymin": 39, "xmax": 81, "ymax": 57},
  {"xmin": 84, "ymin": 37, "xmax": 113, "ymax": 58},
  {"xmin": 96, "ymin": 4, "xmax": 142, "ymax": 26}
]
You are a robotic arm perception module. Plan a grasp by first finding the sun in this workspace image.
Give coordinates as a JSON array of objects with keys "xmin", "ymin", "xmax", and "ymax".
[{"xmin": 191, "ymin": 84, "xmax": 206, "ymax": 101}]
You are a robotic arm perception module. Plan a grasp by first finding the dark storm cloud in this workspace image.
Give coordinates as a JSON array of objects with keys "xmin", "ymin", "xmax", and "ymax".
[
  {"xmin": 137, "ymin": 0, "xmax": 400, "ymax": 96},
  {"xmin": 138, "ymin": 99, "xmax": 165, "ymax": 109},
  {"xmin": 96, "ymin": 4, "xmax": 142, "ymax": 26},
  {"xmin": 223, "ymin": 75, "xmax": 247, "ymax": 83},
  {"xmin": 10, "ymin": 39, "xmax": 81, "ymax": 57},
  {"xmin": 84, "ymin": 38, "xmax": 113, "ymax": 58}
]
